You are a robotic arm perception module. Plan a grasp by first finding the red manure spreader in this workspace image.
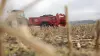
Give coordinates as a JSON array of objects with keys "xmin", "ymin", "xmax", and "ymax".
[{"xmin": 29, "ymin": 13, "xmax": 66, "ymax": 27}]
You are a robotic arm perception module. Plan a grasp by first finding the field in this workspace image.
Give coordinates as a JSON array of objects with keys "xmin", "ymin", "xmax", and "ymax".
[
  {"xmin": 0, "ymin": 0, "xmax": 100, "ymax": 56},
  {"xmin": 3, "ymin": 23, "xmax": 100, "ymax": 56}
]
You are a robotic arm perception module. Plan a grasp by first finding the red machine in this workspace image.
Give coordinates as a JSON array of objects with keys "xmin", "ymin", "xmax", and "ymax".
[{"xmin": 28, "ymin": 13, "xmax": 66, "ymax": 27}]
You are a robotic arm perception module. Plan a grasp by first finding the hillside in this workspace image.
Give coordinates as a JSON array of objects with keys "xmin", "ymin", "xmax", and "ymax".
[{"xmin": 70, "ymin": 20, "xmax": 96, "ymax": 25}]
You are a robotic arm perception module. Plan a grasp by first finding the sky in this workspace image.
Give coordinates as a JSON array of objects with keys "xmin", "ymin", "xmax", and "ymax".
[{"xmin": 4, "ymin": 0, "xmax": 100, "ymax": 21}]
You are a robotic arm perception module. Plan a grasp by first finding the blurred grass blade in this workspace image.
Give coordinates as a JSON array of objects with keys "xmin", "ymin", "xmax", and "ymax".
[
  {"xmin": 65, "ymin": 5, "xmax": 73, "ymax": 56},
  {"xmin": 22, "ymin": 0, "xmax": 41, "ymax": 11},
  {"xmin": 95, "ymin": 20, "xmax": 100, "ymax": 56},
  {"xmin": 0, "ymin": 0, "xmax": 7, "ymax": 56},
  {"xmin": 0, "ymin": 0, "xmax": 6, "ymax": 16}
]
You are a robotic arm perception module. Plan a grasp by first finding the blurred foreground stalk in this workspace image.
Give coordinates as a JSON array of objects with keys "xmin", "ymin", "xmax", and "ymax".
[
  {"xmin": 0, "ymin": 0, "xmax": 6, "ymax": 56},
  {"xmin": 0, "ymin": 0, "xmax": 6, "ymax": 16},
  {"xmin": 65, "ymin": 6, "xmax": 73, "ymax": 56},
  {"xmin": 95, "ymin": 20, "xmax": 100, "ymax": 56}
]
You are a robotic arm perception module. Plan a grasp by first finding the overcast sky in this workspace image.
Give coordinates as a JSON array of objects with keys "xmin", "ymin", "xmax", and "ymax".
[{"xmin": 5, "ymin": 0, "xmax": 100, "ymax": 21}]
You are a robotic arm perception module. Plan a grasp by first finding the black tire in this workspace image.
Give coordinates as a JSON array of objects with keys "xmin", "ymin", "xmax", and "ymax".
[{"xmin": 40, "ymin": 22, "xmax": 50, "ymax": 27}]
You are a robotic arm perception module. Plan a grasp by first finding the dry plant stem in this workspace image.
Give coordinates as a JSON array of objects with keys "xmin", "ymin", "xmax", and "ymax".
[
  {"xmin": 0, "ymin": 34, "xmax": 5, "ymax": 56},
  {"xmin": 0, "ymin": 39, "xmax": 3, "ymax": 56},
  {"xmin": 0, "ymin": 0, "xmax": 6, "ymax": 16},
  {"xmin": 95, "ymin": 20, "xmax": 100, "ymax": 54},
  {"xmin": 0, "ymin": 0, "xmax": 6, "ymax": 56},
  {"xmin": 0, "ymin": 37, "xmax": 3, "ymax": 56},
  {"xmin": 15, "ymin": 0, "xmax": 41, "ymax": 13},
  {"xmin": 22, "ymin": 0, "xmax": 41, "ymax": 11},
  {"xmin": 65, "ymin": 6, "xmax": 73, "ymax": 56}
]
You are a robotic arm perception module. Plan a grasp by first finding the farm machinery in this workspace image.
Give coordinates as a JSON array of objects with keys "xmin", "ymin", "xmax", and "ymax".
[{"xmin": 29, "ymin": 13, "xmax": 66, "ymax": 27}]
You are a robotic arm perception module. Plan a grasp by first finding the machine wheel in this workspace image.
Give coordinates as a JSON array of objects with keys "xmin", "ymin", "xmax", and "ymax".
[{"xmin": 40, "ymin": 22, "xmax": 50, "ymax": 27}]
